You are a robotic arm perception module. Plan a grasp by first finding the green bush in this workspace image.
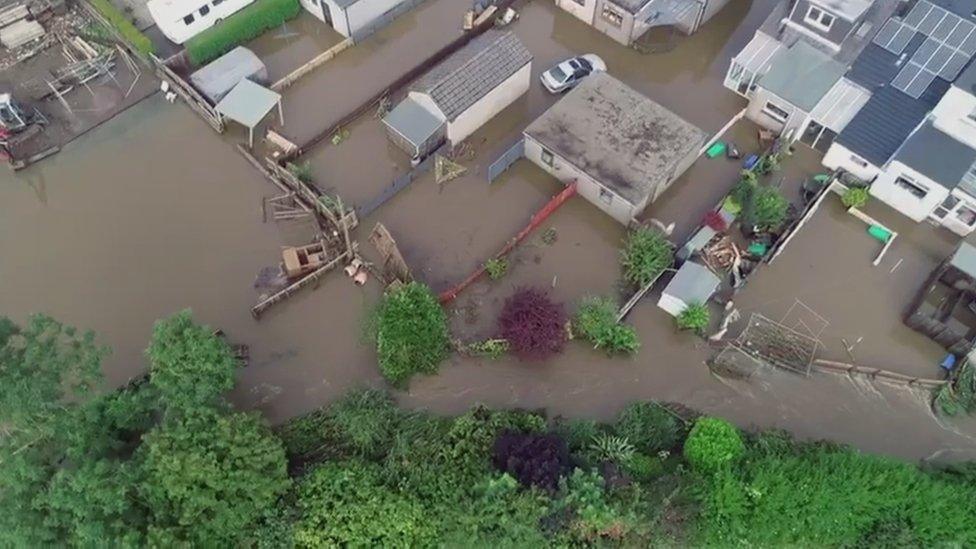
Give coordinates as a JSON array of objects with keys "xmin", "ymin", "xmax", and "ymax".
[
  {"xmin": 683, "ymin": 417, "xmax": 744, "ymax": 474},
  {"xmin": 620, "ymin": 227, "xmax": 673, "ymax": 288},
  {"xmin": 329, "ymin": 389, "xmax": 400, "ymax": 458},
  {"xmin": 623, "ymin": 453, "xmax": 662, "ymax": 481},
  {"xmin": 614, "ymin": 401, "xmax": 685, "ymax": 454},
  {"xmin": 485, "ymin": 258, "xmax": 508, "ymax": 280},
  {"xmin": 750, "ymin": 185, "xmax": 789, "ymax": 230},
  {"xmin": 186, "ymin": 0, "xmax": 301, "ymax": 66},
  {"xmin": 676, "ymin": 302, "xmax": 710, "ymax": 335},
  {"xmin": 374, "ymin": 282, "xmax": 450, "ymax": 387},
  {"xmin": 841, "ymin": 186, "xmax": 870, "ymax": 209},
  {"xmin": 696, "ymin": 445, "xmax": 976, "ymax": 547},
  {"xmin": 573, "ymin": 297, "xmax": 639, "ymax": 355},
  {"xmin": 589, "ymin": 434, "xmax": 636, "ymax": 464},
  {"xmin": 89, "ymin": 0, "xmax": 156, "ymax": 56}
]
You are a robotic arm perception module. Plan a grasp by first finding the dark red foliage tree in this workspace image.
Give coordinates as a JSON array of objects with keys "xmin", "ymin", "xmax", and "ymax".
[
  {"xmin": 497, "ymin": 288, "xmax": 567, "ymax": 360},
  {"xmin": 491, "ymin": 430, "xmax": 569, "ymax": 491}
]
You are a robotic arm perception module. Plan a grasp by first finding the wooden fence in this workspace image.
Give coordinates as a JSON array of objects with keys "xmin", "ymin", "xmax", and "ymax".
[{"xmin": 150, "ymin": 54, "xmax": 224, "ymax": 132}]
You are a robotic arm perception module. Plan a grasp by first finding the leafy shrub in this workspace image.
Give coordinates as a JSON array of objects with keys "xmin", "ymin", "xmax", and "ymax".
[
  {"xmin": 374, "ymin": 282, "xmax": 450, "ymax": 387},
  {"xmin": 589, "ymin": 434, "xmax": 636, "ymax": 465},
  {"xmin": 439, "ymin": 474, "xmax": 551, "ymax": 546},
  {"xmin": 491, "ymin": 431, "xmax": 570, "ymax": 490},
  {"xmin": 623, "ymin": 453, "xmax": 661, "ymax": 481},
  {"xmin": 329, "ymin": 389, "xmax": 400, "ymax": 458},
  {"xmin": 676, "ymin": 302, "xmax": 710, "ymax": 335},
  {"xmin": 89, "ymin": 0, "xmax": 155, "ymax": 56},
  {"xmin": 842, "ymin": 186, "xmax": 870, "ymax": 209},
  {"xmin": 683, "ymin": 417, "xmax": 744, "ymax": 474},
  {"xmin": 485, "ymin": 258, "xmax": 508, "ymax": 280},
  {"xmin": 498, "ymin": 288, "xmax": 567, "ymax": 360},
  {"xmin": 573, "ymin": 297, "xmax": 640, "ymax": 355},
  {"xmin": 558, "ymin": 469, "xmax": 634, "ymax": 541},
  {"xmin": 186, "ymin": 0, "xmax": 301, "ymax": 66},
  {"xmin": 749, "ymin": 185, "xmax": 789, "ymax": 230},
  {"xmin": 466, "ymin": 338, "xmax": 509, "ymax": 359},
  {"xmin": 553, "ymin": 418, "xmax": 602, "ymax": 454},
  {"xmin": 620, "ymin": 227, "xmax": 673, "ymax": 288},
  {"xmin": 614, "ymin": 401, "xmax": 686, "ymax": 454},
  {"xmin": 286, "ymin": 161, "xmax": 313, "ymax": 183},
  {"xmin": 294, "ymin": 461, "xmax": 435, "ymax": 547},
  {"xmin": 696, "ymin": 444, "xmax": 976, "ymax": 547}
]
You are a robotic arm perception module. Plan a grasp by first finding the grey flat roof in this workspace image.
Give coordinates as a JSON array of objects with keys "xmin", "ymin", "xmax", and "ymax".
[
  {"xmin": 524, "ymin": 72, "xmax": 707, "ymax": 206},
  {"xmin": 762, "ymin": 41, "xmax": 846, "ymax": 111},
  {"xmin": 215, "ymin": 79, "xmax": 280, "ymax": 129},
  {"xmin": 190, "ymin": 46, "xmax": 267, "ymax": 104},
  {"xmin": 894, "ymin": 121, "xmax": 976, "ymax": 189},
  {"xmin": 663, "ymin": 261, "xmax": 720, "ymax": 305},
  {"xmin": 412, "ymin": 29, "xmax": 531, "ymax": 121},
  {"xmin": 810, "ymin": 0, "xmax": 872, "ymax": 20},
  {"xmin": 382, "ymin": 95, "xmax": 445, "ymax": 147}
]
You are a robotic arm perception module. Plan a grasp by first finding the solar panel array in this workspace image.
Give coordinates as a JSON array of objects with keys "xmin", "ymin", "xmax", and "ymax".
[{"xmin": 883, "ymin": 0, "xmax": 976, "ymax": 98}]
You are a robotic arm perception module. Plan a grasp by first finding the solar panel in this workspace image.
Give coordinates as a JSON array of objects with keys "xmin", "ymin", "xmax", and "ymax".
[
  {"xmin": 903, "ymin": 0, "xmax": 932, "ymax": 28},
  {"xmin": 918, "ymin": 7, "xmax": 946, "ymax": 35},
  {"xmin": 947, "ymin": 22, "xmax": 971, "ymax": 48},
  {"xmin": 874, "ymin": 20, "xmax": 917, "ymax": 54},
  {"xmin": 930, "ymin": 44, "xmax": 954, "ymax": 70},
  {"xmin": 892, "ymin": 63, "xmax": 923, "ymax": 90},
  {"xmin": 933, "ymin": 16, "xmax": 957, "ymax": 41},
  {"xmin": 915, "ymin": 37, "xmax": 940, "ymax": 61},
  {"xmin": 906, "ymin": 69, "xmax": 938, "ymax": 98},
  {"xmin": 873, "ymin": 19, "xmax": 899, "ymax": 48},
  {"xmin": 940, "ymin": 51, "xmax": 969, "ymax": 79},
  {"xmin": 962, "ymin": 28, "xmax": 976, "ymax": 55}
]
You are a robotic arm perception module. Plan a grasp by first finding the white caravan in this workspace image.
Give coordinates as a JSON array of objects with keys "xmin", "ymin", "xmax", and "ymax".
[{"xmin": 148, "ymin": 0, "xmax": 255, "ymax": 44}]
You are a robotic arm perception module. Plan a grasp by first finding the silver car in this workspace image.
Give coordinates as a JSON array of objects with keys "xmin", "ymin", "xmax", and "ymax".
[{"xmin": 540, "ymin": 54, "xmax": 607, "ymax": 93}]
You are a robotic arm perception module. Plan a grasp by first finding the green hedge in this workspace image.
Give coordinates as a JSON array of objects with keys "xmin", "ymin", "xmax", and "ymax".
[
  {"xmin": 88, "ymin": 0, "xmax": 156, "ymax": 56},
  {"xmin": 186, "ymin": 0, "xmax": 301, "ymax": 66}
]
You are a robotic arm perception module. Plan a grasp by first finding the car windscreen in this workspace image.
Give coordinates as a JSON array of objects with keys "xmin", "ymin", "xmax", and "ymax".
[{"xmin": 576, "ymin": 57, "xmax": 592, "ymax": 71}]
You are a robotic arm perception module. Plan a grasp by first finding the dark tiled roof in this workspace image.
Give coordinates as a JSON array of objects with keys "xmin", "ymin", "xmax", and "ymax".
[
  {"xmin": 895, "ymin": 121, "xmax": 976, "ymax": 188},
  {"xmin": 411, "ymin": 30, "xmax": 531, "ymax": 122},
  {"xmin": 835, "ymin": 81, "xmax": 949, "ymax": 166}
]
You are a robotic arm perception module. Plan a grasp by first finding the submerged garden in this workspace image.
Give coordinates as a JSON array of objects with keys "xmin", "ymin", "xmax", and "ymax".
[{"xmin": 2, "ymin": 311, "xmax": 975, "ymax": 546}]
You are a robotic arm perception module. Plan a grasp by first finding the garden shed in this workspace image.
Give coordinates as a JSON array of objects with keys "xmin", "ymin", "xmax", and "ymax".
[
  {"xmin": 382, "ymin": 29, "xmax": 531, "ymax": 159},
  {"xmin": 190, "ymin": 47, "xmax": 268, "ymax": 104},
  {"xmin": 215, "ymin": 79, "xmax": 283, "ymax": 147},
  {"xmin": 657, "ymin": 261, "xmax": 720, "ymax": 317}
]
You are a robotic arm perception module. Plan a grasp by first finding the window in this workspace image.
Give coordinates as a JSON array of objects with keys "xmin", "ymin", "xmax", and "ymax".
[
  {"xmin": 200, "ymin": 5, "xmax": 210, "ymax": 15},
  {"xmin": 849, "ymin": 154, "xmax": 868, "ymax": 168},
  {"xmin": 599, "ymin": 187, "xmax": 613, "ymax": 205},
  {"xmin": 541, "ymin": 148, "xmax": 554, "ymax": 167},
  {"xmin": 183, "ymin": 13, "xmax": 194, "ymax": 24},
  {"xmin": 933, "ymin": 195, "xmax": 960, "ymax": 219},
  {"xmin": 761, "ymin": 101, "xmax": 790, "ymax": 123},
  {"xmin": 601, "ymin": 5, "xmax": 623, "ymax": 27},
  {"xmin": 957, "ymin": 204, "xmax": 976, "ymax": 226},
  {"xmin": 214, "ymin": 0, "xmax": 224, "ymax": 4},
  {"xmin": 895, "ymin": 175, "xmax": 929, "ymax": 199},
  {"xmin": 805, "ymin": 5, "xmax": 835, "ymax": 31},
  {"xmin": 570, "ymin": 0, "xmax": 585, "ymax": 5}
]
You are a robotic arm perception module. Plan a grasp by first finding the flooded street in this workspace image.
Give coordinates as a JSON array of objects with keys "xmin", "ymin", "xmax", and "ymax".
[{"xmin": 3, "ymin": 0, "xmax": 976, "ymax": 462}]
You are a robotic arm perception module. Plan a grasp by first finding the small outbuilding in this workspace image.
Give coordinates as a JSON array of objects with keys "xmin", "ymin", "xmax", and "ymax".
[
  {"xmin": 190, "ymin": 47, "xmax": 268, "ymax": 104},
  {"xmin": 215, "ymin": 79, "xmax": 283, "ymax": 147},
  {"xmin": 524, "ymin": 72, "xmax": 707, "ymax": 225},
  {"xmin": 300, "ymin": 0, "xmax": 413, "ymax": 40},
  {"xmin": 657, "ymin": 260, "xmax": 720, "ymax": 317},
  {"xmin": 383, "ymin": 29, "xmax": 531, "ymax": 159}
]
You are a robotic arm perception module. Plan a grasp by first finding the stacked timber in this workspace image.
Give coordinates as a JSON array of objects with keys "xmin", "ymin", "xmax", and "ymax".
[{"xmin": 0, "ymin": 18, "xmax": 44, "ymax": 49}]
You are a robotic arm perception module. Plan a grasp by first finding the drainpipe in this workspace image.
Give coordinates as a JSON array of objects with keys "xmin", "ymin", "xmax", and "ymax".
[{"xmin": 692, "ymin": 0, "xmax": 706, "ymax": 33}]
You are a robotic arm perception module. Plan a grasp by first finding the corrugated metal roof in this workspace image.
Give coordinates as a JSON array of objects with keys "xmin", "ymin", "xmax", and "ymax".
[
  {"xmin": 215, "ymin": 79, "xmax": 280, "ymax": 129},
  {"xmin": 412, "ymin": 30, "xmax": 531, "ymax": 122},
  {"xmin": 662, "ymin": 261, "xmax": 720, "ymax": 306},
  {"xmin": 810, "ymin": 77, "xmax": 871, "ymax": 131},
  {"xmin": 762, "ymin": 41, "xmax": 847, "ymax": 111},
  {"xmin": 894, "ymin": 120, "xmax": 976, "ymax": 188}
]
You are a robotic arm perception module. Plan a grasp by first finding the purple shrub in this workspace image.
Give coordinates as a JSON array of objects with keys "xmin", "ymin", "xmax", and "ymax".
[
  {"xmin": 498, "ymin": 288, "xmax": 567, "ymax": 360},
  {"xmin": 491, "ymin": 430, "xmax": 570, "ymax": 490}
]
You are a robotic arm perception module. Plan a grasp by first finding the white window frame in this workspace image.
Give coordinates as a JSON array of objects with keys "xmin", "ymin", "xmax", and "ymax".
[
  {"xmin": 601, "ymin": 4, "xmax": 623, "ymax": 27},
  {"xmin": 761, "ymin": 101, "xmax": 790, "ymax": 123},
  {"xmin": 599, "ymin": 187, "xmax": 614, "ymax": 205},
  {"xmin": 849, "ymin": 154, "xmax": 868, "ymax": 168},
  {"xmin": 805, "ymin": 5, "xmax": 835, "ymax": 32},
  {"xmin": 541, "ymin": 148, "xmax": 554, "ymax": 167}
]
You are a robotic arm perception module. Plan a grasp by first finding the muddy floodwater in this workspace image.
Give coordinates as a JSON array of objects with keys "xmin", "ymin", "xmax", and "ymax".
[{"xmin": 3, "ymin": 0, "xmax": 976, "ymax": 462}]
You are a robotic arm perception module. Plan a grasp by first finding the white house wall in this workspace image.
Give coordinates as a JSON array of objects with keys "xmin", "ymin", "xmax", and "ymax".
[
  {"xmin": 299, "ymin": 0, "xmax": 326, "ymax": 24},
  {"xmin": 345, "ymin": 0, "xmax": 409, "ymax": 37},
  {"xmin": 932, "ymin": 87, "xmax": 976, "ymax": 149},
  {"xmin": 592, "ymin": 0, "xmax": 636, "ymax": 45},
  {"xmin": 869, "ymin": 161, "xmax": 948, "ymax": 222},
  {"xmin": 555, "ymin": 0, "xmax": 596, "ymax": 24},
  {"xmin": 524, "ymin": 135, "xmax": 637, "ymax": 224},
  {"xmin": 745, "ymin": 88, "xmax": 807, "ymax": 135},
  {"xmin": 822, "ymin": 142, "xmax": 881, "ymax": 182},
  {"xmin": 446, "ymin": 63, "xmax": 531, "ymax": 145},
  {"xmin": 321, "ymin": 0, "xmax": 350, "ymax": 35}
]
